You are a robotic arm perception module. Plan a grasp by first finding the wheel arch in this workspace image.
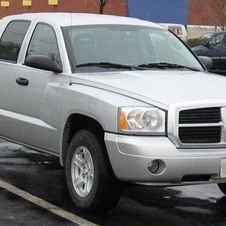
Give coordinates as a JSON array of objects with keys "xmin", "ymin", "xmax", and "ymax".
[{"xmin": 61, "ymin": 113, "xmax": 105, "ymax": 167}]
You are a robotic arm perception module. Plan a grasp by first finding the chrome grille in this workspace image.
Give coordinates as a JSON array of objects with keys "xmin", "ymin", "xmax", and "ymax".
[{"xmin": 178, "ymin": 107, "xmax": 222, "ymax": 144}]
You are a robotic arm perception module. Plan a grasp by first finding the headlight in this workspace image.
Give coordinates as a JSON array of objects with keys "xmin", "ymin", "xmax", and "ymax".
[{"xmin": 119, "ymin": 107, "xmax": 166, "ymax": 134}]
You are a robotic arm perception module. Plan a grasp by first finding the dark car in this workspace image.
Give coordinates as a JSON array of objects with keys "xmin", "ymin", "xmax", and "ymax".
[
  {"xmin": 186, "ymin": 32, "xmax": 214, "ymax": 47},
  {"xmin": 192, "ymin": 32, "xmax": 226, "ymax": 72},
  {"xmin": 200, "ymin": 32, "xmax": 215, "ymax": 39}
]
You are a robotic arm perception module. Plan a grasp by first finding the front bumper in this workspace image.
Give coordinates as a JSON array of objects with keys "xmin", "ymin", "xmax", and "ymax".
[{"xmin": 105, "ymin": 133, "xmax": 226, "ymax": 185}]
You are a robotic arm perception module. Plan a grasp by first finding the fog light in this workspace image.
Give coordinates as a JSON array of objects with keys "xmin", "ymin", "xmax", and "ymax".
[{"xmin": 148, "ymin": 160, "xmax": 159, "ymax": 173}]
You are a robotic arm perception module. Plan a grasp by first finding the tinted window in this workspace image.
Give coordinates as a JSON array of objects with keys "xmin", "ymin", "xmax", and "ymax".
[
  {"xmin": 27, "ymin": 23, "xmax": 61, "ymax": 65},
  {"xmin": 0, "ymin": 21, "xmax": 30, "ymax": 62}
]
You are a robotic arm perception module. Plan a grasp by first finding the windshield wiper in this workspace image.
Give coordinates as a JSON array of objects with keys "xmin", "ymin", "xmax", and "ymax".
[
  {"xmin": 76, "ymin": 62, "xmax": 143, "ymax": 70},
  {"xmin": 138, "ymin": 62, "xmax": 201, "ymax": 71}
]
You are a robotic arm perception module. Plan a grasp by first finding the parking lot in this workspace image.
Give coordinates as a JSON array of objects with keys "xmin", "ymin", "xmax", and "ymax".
[{"xmin": 1, "ymin": 142, "xmax": 226, "ymax": 225}]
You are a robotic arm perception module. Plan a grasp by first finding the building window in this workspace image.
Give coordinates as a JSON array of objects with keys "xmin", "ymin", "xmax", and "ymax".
[
  {"xmin": 1, "ymin": 0, "xmax": 9, "ymax": 7},
  {"xmin": 48, "ymin": 0, "xmax": 58, "ymax": 5},
  {"xmin": 23, "ymin": 0, "xmax": 32, "ymax": 6}
]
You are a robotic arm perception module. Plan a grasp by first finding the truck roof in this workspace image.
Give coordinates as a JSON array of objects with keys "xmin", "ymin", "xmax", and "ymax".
[{"xmin": 2, "ymin": 12, "xmax": 162, "ymax": 28}]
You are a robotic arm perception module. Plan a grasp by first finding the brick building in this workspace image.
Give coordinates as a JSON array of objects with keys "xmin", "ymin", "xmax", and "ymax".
[
  {"xmin": 0, "ymin": 0, "xmax": 224, "ymax": 28},
  {"xmin": 127, "ymin": 0, "xmax": 225, "ymax": 27},
  {"xmin": 189, "ymin": 0, "xmax": 226, "ymax": 27},
  {"xmin": 0, "ymin": 0, "xmax": 127, "ymax": 19}
]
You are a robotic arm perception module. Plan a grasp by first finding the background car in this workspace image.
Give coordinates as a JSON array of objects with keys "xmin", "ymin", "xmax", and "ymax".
[
  {"xmin": 159, "ymin": 23, "xmax": 187, "ymax": 41},
  {"xmin": 186, "ymin": 32, "xmax": 214, "ymax": 47},
  {"xmin": 200, "ymin": 32, "xmax": 215, "ymax": 39},
  {"xmin": 192, "ymin": 32, "xmax": 226, "ymax": 73}
]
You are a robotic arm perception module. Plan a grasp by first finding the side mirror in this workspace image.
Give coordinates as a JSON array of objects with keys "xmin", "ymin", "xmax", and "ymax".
[
  {"xmin": 198, "ymin": 56, "xmax": 213, "ymax": 70},
  {"xmin": 25, "ymin": 55, "xmax": 63, "ymax": 73},
  {"xmin": 201, "ymin": 39, "xmax": 209, "ymax": 46}
]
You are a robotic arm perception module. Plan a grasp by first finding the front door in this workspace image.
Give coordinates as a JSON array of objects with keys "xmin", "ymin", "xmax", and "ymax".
[
  {"xmin": 207, "ymin": 33, "xmax": 226, "ymax": 70},
  {"xmin": 12, "ymin": 23, "xmax": 63, "ymax": 153}
]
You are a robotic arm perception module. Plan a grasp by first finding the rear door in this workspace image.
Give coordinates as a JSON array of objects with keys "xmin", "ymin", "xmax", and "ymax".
[{"xmin": 0, "ymin": 20, "xmax": 30, "ymax": 138}]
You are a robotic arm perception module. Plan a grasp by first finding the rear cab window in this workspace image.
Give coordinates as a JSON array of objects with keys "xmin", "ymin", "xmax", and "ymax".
[{"xmin": 0, "ymin": 20, "xmax": 30, "ymax": 62}]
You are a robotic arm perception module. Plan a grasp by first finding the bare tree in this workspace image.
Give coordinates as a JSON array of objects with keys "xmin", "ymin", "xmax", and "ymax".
[
  {"xmin": 212, "ymin": 0, "xmax": 226, "ymax": 31},
  {"xmin": 98, "ymin": 0, "xmax": 109, "ymax": 14},
  {"xmin": 190, "ymin": 0, "xmax": 226, "ymax": 31}
]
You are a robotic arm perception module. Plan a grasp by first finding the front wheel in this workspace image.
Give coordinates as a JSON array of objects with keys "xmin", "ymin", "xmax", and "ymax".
[{"xmin": 66, "ymin": 129, "xmax": 121, "ymax": 213}]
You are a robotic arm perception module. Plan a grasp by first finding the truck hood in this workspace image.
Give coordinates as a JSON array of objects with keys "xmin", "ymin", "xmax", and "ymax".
[{"xmin": 73, "ymin": 70, "xmax": 226, "ymax": 109}]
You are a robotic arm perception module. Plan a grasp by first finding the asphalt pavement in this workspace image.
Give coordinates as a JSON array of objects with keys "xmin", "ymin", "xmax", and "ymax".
[{"xmin": 0, "ymin": 142, "xmax": 226, "ymax": 225}]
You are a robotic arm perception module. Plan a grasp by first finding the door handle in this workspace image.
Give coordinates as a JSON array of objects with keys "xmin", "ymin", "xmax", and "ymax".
[{"xmin": 16, "ymin": 77, "xmax": 29, "ymax": 86}]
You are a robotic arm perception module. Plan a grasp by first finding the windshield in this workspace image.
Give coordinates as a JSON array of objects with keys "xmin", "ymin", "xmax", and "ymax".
[{"xmin": 63, "ymin": 25, "xmax": 204, "ymax": 72}]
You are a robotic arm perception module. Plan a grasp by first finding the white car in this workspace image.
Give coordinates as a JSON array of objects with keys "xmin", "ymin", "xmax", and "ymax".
[{"xmin": 160, "ymin": 23, "xmax": 187, "ymax": 41}]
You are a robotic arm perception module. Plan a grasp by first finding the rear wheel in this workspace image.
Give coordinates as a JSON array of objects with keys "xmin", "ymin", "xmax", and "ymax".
[{"xmin": 66, "ymin": 129, "xmax": 121, "ymax": 213}]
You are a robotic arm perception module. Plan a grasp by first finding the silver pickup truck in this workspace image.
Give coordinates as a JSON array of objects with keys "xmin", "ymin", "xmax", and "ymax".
[{"xmin": 0, "ymin": 12, "xmax": 226, "ymax": 213}]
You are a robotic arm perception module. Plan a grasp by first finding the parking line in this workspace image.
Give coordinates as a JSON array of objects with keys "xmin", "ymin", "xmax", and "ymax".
[{"xmin": 0, "ymin": 179, "xmax": 98, "ymax": 226}]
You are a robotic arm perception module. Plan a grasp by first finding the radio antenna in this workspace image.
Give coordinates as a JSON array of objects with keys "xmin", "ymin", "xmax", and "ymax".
[{"xmin": 69, "ymin": 12, "xmax": 73, "ymax": 85}]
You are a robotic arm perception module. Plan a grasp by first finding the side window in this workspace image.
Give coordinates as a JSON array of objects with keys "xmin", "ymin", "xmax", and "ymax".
[
  {"xmin": 209, "ymin": 33, "xmax": 224, "ymax": 46},
  {"xmin": 0, "ymin": 21, "xmax": 30, "ymax": 62},
  {"xmin": 27, "ymin": 23, "xmax": 61, "ymax": 65}
]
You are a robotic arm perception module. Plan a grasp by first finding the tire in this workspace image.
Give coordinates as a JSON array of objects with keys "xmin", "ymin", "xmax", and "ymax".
[
  {"xmin": 218, "ymin": 183, "xmax": 226, "ymax": 195},
  {"xmin": 66, "ymin": 129, "xmax": 121, "ymax": 213}
]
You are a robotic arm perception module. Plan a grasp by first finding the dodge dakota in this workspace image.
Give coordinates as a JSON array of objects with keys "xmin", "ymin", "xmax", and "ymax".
[{"xmin": 0, "ymin": 12, "xmax": 225, "ymax": 212}]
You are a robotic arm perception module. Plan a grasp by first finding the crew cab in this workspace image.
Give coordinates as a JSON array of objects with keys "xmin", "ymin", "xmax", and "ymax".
[{"xmin": 0, "ymin": 13, "xmax": 226, "ymax": 213}]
